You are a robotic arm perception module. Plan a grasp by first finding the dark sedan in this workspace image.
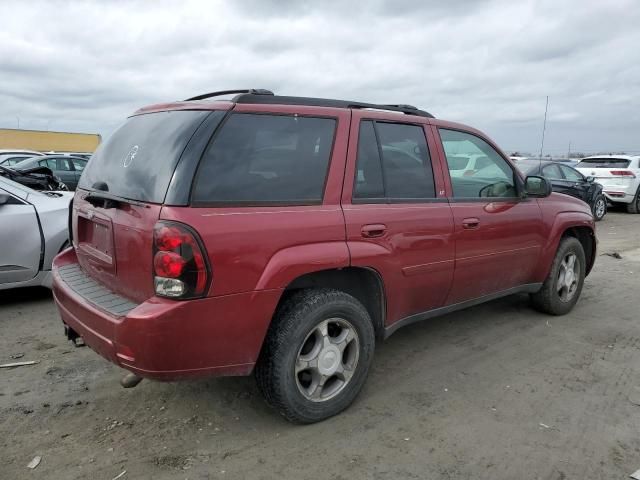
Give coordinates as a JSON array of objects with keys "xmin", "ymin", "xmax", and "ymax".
[
  {"xmin": 518, "ymin": 160, "xmax": 606, "ymax": 220},
  {"xmin": 15, "ymin": 155, "xmax": 88, "ymax": 190}
]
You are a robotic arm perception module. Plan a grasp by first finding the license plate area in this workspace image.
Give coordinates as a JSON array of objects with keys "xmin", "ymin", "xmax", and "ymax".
[{"xmin": 76, "ymin": 210, "xmax": 116, "ymax": 273}]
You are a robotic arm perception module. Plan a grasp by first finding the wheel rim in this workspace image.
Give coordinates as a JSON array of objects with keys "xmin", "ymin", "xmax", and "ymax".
[
  {"xmin": 557, "ymin": 253, "xmax": 580, "ymax": 302},
  {"xmin": 295, "ymin": 318, "xmax": 360, "ymax": 402},
  {"xmin": 595, "ymin": 198, "xmax": 605, "ymax": 218}
]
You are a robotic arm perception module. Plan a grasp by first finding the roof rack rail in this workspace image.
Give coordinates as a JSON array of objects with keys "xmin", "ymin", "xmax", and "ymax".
[
  {"xmin": 233, "ymin": 93, "xmax": 434, "ymax": 118},
  {"xmin": 184, "ymin": 89, "xmax": 274, "ymax": 102}
]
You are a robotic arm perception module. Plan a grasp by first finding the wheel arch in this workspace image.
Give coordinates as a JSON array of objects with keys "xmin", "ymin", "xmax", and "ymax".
[{"xmin": 276, "ymin": 267, "xmax": 387, "ymax": 340}]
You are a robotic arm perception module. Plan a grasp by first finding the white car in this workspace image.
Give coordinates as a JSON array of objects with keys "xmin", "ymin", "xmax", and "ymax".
[
  {"xmin": 575, "ymin": 155, "xmax": 640, "ymax": 213},
  {"xmin": 447, "ymin": 153, "xmax": 495, "ymax": 177},
  {"xmin": 0, "ymin": 176, "xmax": 73, "ymax": 290}
]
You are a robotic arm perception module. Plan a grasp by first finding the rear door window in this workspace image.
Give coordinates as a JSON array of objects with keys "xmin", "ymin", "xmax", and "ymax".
[
  {"xmin": 541, "ymin": 163, "xmax": 563, "ymax": 180},
  {"xmin": 576, "ymin": 158, "xmax": 631, "ymax": 168},
  {"xmin": 57, "ymin": 158, "xmax": 74, "ymax": 171},
  {"xmin": 353, "ymin": 120, "xmax": 436, "ymax": 201},
  {"xmin": 79, "ymin": 110, "xmax": 213, "ymax": 203},
  {"xmin": 192, "ymin": 113, "xmax": 336, "ymax": 205},
  {"xmin": 559, "ymin": 164, "xmax": 583, "ymax": 181}
]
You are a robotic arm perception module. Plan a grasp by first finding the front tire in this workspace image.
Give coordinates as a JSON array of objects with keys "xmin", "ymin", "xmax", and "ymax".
[
  {"xmin": 530, "ymin": 237, "xmax": 586, "ymax": 315},
  {"xmin": 255, "ymin": 288, "xmax": 375, "ymax": 424},
  {"xmin": 593, "ymin": 194, "xmax": 607, "ymax": 221}
]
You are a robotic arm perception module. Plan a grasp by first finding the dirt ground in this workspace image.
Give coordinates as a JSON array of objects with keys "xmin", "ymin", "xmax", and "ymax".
[{"xmin": 2, "ymin": 210, "xmax": 640, "ymax": 480}]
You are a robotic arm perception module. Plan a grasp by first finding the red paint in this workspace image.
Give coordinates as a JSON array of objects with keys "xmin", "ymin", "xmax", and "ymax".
[{"xmin": 52, "ymin": 97, "xmax": 596, "ymax": 381}]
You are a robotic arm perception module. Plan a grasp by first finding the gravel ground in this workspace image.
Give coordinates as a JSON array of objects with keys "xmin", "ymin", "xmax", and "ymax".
[{"xmin": 2, "ymin": 210, "xmax": 640, "ymax": 480}]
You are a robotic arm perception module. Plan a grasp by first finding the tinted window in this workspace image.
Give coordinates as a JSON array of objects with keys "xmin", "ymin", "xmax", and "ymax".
[
  {"xmin": 439, "ymin": 129, "xmax": 517, "ymax": 198},
  {"xmin": 353, "ymin": 121, "xmax": 435, "ymax": 201},
  {"xmin": 576, "ymin": 158, "xmax": 630, "ymax": 168},
  {"xmin": 72, "ymin": 159, "xmax": 87, "ymax": 171},
  {"xmin": 542, "ymin": 164, "xmax": 563, "ymax": 179},
  {"xmin": 79, "ymin": 110, "xmax": 213, "ymax": 202},
  {"xmin": 40, "ymin": 159, "xmax": 57, "ymax": 169},
  {"xmin": 192, "ymin": 113, "xmax": 336, "ymax": 205},
  {"xmin": 559, "ymin": 164, "xmax": 582, "ymax": 181},
  {"xmin": 353, "ymin": 122, "xmax": 384, "ymax": 199},
  {"xmin": 57, "ymin": 158, "xmax": 73, "ymax": 171}
]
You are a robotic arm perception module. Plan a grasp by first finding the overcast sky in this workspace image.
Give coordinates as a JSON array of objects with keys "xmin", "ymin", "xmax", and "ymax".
[{"xmin": 1, "ymin": 0, "xmax": 639, "ymax": 155}]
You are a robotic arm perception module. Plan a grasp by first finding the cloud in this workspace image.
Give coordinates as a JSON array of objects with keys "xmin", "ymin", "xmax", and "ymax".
[{"xmin": 0, "ymin": 0, "xmax": 639, "ymax": 154}]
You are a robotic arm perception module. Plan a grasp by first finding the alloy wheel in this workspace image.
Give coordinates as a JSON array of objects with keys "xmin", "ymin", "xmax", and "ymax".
[
  {"xmin": 295, "ymin": 318, "xmax": 360, "ymax": 402},
  {"xmin": 557, "ymin": 253, "xmax": 580, "ymax": 302}
]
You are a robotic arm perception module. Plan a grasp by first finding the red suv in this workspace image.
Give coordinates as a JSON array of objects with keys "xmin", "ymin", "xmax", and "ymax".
[{"xmin": 52, "ymin": 89, "xmax": 596, "ymax": 423}]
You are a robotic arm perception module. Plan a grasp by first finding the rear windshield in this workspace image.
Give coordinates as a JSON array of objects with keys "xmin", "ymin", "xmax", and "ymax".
[
  {"xmin": 192, "ymin": 113, "xmax": 336, "ymax": 205},
  {"xmin": 576, "ymin": 158, "xmax": 631, "ymax": 168},
  {"xmin": 79, "ymin": 110, "xmax": 211, "ymax": 203}
]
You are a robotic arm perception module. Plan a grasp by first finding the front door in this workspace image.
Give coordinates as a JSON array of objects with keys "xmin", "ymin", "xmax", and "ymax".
[
  {"xmin": 341, "ymin": 113, "xmax": 455, "ymax": 327},
  {"xmin": 0, "ymin": 187, "xmax": 40, "ymax": 284},
  {"xmin": 434, "ymin": 127, "xmax": 546, "ymax": 304}
]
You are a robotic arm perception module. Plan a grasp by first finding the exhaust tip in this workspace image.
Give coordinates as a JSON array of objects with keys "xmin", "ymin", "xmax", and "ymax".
[{"xmin": 121, "ymin": 372, "xmax": 143, "ymax": 388}]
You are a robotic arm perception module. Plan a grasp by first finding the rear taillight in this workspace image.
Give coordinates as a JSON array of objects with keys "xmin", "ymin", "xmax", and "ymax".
[
  {"xmin": 610, "ymin": 170, "xmax": 635, "ymax": 178},
  {"xmin": 153, "ymin": 221, "xmax": 210, "ymax": 299}
]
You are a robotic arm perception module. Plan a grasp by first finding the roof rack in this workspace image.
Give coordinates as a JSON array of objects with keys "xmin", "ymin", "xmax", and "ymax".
[
  {"xmin": 184, "ymin": 90, "xmax": 434, "ymax": 118},
  {"xmin": 184, "ymin": 89, "xmax": 274, "ymax": 101},
  {"xmin": 234, "ymin": 93, "xmax": 434, "ymax": 118}
]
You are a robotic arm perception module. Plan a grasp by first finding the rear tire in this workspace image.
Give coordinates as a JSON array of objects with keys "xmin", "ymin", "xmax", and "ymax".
[
  {"xmin": 593, "ymin": 195, "xmax": 607, "ymax": 221},
  {"xmin": 255, "ymin": 288, "xmax": 375, "ymax": 424},
  {"xmin": 626, "ymin": 188, "xmax": 640, "ymax": 213},
  {"xmin": 530, "ymin": 237, "xmax": 586, "ymax": 316}
]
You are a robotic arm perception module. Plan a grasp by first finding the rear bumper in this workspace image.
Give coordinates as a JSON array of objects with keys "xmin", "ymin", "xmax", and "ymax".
[
  {"xmin": 52, "ymin": 248, "xmax": 282, "ymax": 381},
  {"xmin": 600, "ymin": 185, "xmax": 636, "ymax": 203}
]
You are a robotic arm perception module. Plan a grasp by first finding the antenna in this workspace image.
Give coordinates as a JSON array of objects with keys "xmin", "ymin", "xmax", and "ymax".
[{"xmin": 538, "ymin": 96, "xmax": 549, "ymax": 161}]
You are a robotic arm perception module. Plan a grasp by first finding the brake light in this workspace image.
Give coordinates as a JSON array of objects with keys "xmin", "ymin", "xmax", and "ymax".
[
  {"xmin": 610, "ymin": 170, "xmax": 635, "ymax": 178},
  {"xmin": 153, "ymin": 221, "xmax": 210, "ymax": 299}
]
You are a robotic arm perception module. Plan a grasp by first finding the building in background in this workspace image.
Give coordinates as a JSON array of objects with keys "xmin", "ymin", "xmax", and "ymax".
[{"xmin": 0, "ymin": 128, "xmax": 101, "ymax": 153}]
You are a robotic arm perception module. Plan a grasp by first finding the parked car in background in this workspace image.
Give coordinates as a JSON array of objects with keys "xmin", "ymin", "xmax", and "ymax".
[
  {"xmin": 0, "ymin": 176, "xmax": 72, "ymax": 290},
  {"xmin": 0, "ymin": 164, "xmax": 68, "ymax": 191},
  {"xmin": 52, "ymin": 89, "xmax": 596, "ymax": 423},
  {"xmin": 575, "ymin": 155, "xmax": 640, "ymax": 213},
  {"xmin": 518, "ymin": 160, "xmax": 607, "ymax": 221},
  {"xmin": 0, "ymin": 149, "xmax": 44, "ymax": 165},
  {"xmin": 0, "ymin": 155, "xmax": 32, "ymax": 166},
  {"xmin": 16, "ymin": 155, "xmax": 88, "ymax": 190}
]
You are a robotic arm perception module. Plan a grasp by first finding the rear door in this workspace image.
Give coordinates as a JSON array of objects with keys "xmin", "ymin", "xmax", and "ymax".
[
  {"xmin": 540, "ymin": 163, "xmax": 582, "ymax": 200},
  {"xmin": 0, "ymin": 185, "xmax": 40, "ymax": 284},
  {"xmin": 71, "ymin": 158, "xmax": 87, "ymax": 187},
  {"xmin": 557, "ymin": 164, "xmax": 591, "ymax": 203},
  {"xmin": 434, "ymin": 127, "xmax": 545, "ymax": 304},
  {"xmin": 55, "ymin": 157, "xmax": 78, "ymax": 190},
  {"xmin": 341, "ymin": 111, "xmax": 454, "ymax": 327}
]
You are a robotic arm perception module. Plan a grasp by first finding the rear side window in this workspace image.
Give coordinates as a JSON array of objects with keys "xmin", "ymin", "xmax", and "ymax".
[
  {"xmin": 79, "ymin": 110, "xmax": 212, "ymax": 203},
  {"xmin": 192, "ymin": 113, "xmax": 336, "ymax": 205},
  {"xmin": 353, "ymin": 121, "xmax": 436, "ymax": 201},
  {"xmin": 576, "ymin": 158, "xmax": 631, "ymax": 168}
]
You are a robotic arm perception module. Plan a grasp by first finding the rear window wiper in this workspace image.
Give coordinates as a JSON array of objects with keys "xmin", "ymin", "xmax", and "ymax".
[{"xmin": 85, "ymin": 191, "xmax": 148, "ymax": 209}]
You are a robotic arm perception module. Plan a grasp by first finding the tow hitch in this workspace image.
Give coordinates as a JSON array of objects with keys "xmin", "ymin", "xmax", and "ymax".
[{"xmin": 64, "ymin": 324, "xmax": 85, "ymax": 347}]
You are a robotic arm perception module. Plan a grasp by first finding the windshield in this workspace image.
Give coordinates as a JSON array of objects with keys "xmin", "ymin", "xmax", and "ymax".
[
  {"xmin": 576, "ymin": 158, "xmax": 631, "ymax": 168},
  {"xmin": 78, "ymin": 110, "xmax": 213, "ymax": 203}
]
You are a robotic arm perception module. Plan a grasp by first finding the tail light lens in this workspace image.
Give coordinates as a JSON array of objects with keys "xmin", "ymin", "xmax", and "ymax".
[
  {"xmin": 153, "ymin": 221, "xmax": 210, "ymax": 299},
  {"xmin": 610, "ymin": 170, "xmax": 635, "ymax": 178}
]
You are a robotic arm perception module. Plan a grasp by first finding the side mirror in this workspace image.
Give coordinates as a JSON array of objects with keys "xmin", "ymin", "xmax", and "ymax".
[
  {"xmin": 524, "ymin": 175, "xmax": 552, "ymax": 198},
  {"xmin": 586, "ymin": 176, "xmax": 595, "ymax": 183},
  {"xmin": 0, "ymin": 193, "xmax": 10, "ymax": 205}
]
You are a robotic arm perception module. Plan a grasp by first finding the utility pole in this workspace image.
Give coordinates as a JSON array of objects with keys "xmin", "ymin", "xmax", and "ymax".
[
  {"xmin": 568, "ymin": 141, "xmax": 571, "ymax": 160},
  {"xmin": 539, "ymin": 96, "xmax": 549, "ymax": 160},
  {"xmin": 16, "ymin": 116, "xmax": 20, "ymax": 129}
]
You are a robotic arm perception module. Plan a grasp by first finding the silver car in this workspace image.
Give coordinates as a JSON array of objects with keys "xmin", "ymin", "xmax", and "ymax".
[{"xmin": 0, "ymin": 176, "xmax": 72, "ymax": 290}]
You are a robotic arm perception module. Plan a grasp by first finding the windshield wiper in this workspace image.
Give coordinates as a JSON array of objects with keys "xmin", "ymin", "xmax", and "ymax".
[{"xmin": 85, "ymin": 191, "xmax": 148, "ymax": 209}]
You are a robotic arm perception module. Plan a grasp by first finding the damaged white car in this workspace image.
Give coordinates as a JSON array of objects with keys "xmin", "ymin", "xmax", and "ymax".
[{"xmin": 0, "ymin": 176, "xmax": 72, "ymax": 290}]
